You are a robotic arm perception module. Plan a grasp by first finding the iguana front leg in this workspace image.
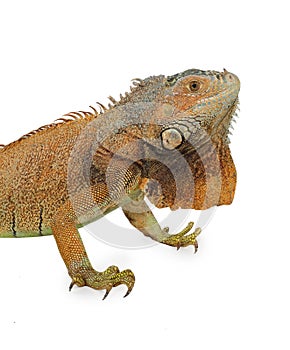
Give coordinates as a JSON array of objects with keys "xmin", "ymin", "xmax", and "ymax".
[
  {"xmin": 51, "ymin": 191, "xmax": 136, "ymax": 299},
  {"xmin": 122, "ymin": 190, "xmax": 201, "ymax": 252}
]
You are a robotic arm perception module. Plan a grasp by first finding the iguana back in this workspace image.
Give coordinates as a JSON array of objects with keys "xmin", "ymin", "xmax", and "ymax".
[{"xmin": 0, "ymin": 117, "xmax": 91, "ymax": 237}]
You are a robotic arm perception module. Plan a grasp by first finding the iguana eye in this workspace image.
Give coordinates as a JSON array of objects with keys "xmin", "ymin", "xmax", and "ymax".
[
  {"xmin": 189, "ymin": 81, "xmax": 201, "ymax": 92},
  {"xmin": 161, "ymin": 128, "xmax": 183, "ymax": 150}
]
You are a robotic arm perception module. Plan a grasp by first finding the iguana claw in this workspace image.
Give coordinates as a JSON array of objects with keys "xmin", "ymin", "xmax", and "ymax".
[
  {"xmin": 69, "ymin": 281, "xmax": 76, "ymax": 291},
  {"xmin": 102, "ymin": 287, "xmax": 112, "ymax": 300}
]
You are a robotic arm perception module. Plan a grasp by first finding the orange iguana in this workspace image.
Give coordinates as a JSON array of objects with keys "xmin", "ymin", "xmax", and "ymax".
[{"xmin": 0, "ymin": 68, "xmax": 240, "ymax": 298}]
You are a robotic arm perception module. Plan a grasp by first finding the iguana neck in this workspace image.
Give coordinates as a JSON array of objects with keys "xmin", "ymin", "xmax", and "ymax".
[{"xmin": 142, "ymin": 140, "xmax": 236, "ymax": 210}]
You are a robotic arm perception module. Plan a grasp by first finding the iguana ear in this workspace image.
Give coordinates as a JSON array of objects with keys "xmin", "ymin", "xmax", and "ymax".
[{"xmin": 161, "ymin": 128, "xmax": 183, "ymax": 150}]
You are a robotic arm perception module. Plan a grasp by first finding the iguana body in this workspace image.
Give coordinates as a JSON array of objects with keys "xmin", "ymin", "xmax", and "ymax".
[{"xmin": 0, "ymin": 68, "xmax": 240, "ymax": 298}]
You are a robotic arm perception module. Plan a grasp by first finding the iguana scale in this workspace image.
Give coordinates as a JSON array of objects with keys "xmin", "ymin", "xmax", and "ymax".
[{"xmin": 0, "ymin": 68, "xmax": 240, "ymax": 298}]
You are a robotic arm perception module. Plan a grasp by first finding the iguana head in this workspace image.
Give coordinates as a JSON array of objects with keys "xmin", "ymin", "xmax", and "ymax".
[
  {"xmin": 161, "ymin": 68, "xmax": 240, "ymax": 145},
  {"xmin": 96, "ymin": 68, "xmax": 240, "ymax": 210},
  {"xmin": 118, "ymin": 68, "xmax": 240, "ymax": 210},
  {"xmin": 116, "ymin": 68, "xmax": 240, "ymax": 147}
]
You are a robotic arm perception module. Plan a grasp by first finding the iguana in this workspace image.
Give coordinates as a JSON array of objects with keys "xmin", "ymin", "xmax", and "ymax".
[{"xmin": 0, "ymin": 68, "xmax": 240, "ymax": 299}]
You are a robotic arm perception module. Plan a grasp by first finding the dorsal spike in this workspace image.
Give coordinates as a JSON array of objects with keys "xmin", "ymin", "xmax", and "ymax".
[
  {"xmin": 131, "ymin": 78, "xmax": 144, "ymax": 86},
  {"xmin": 63, "ymin": 113, "xmax": 79, "ymax": 120},
  {"xmin": 89, "ymin": 105, "xmax": 99, "ymax": 115},
  {"xmin": 55, "ymin": 117, "xmax": 70, "ymax": 123},
  {"xmin": 96, "ymin": 102, "xmax": 107, "ymax": 113},
  {"xmin": 108, "ymin": 96, "xmax": 118, "ymax": 105},
  {"xmin": 70, "ymin": 112, "xmax": 84, "ymax": 119},
  {"xmin": 79, "ymin": 111, "xmax": 93, "ymax": 118}
]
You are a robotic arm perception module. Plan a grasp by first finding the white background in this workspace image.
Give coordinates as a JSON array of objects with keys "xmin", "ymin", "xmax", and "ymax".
[{"xmin": 0, "ymin": 1, "xmax": 289, "ymax": 349}]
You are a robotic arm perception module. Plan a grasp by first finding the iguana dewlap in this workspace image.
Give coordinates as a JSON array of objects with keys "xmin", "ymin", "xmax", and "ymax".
[{"xmin": 0, "ymin": 68, "xmax": 240, "ymax": 298}]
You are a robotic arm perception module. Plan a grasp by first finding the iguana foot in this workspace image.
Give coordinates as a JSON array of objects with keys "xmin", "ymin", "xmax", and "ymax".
[
  {"xmin": 69, "ymin": 264, "xmax": 135, "ymax": 299},
  {"xmin": 160, "ymin": 222, "xmax": 202, "ymax": 253}
]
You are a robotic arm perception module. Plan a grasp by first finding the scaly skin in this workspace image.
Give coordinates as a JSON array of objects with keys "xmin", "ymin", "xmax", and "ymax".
[{"xmin": 0, "ymin": 68, "xmax": 240, "ymax": 298}]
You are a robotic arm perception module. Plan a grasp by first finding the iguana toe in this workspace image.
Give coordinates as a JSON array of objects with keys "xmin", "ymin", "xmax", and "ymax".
[{"xmin": 176, "ymin": 228, "xmax": 201, "ymax": 252}]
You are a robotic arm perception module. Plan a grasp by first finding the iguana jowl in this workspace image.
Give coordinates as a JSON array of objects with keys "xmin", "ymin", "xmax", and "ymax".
[{"xmin": 0, "ymin": 68, "xmax": 240, "ymax": 298}]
